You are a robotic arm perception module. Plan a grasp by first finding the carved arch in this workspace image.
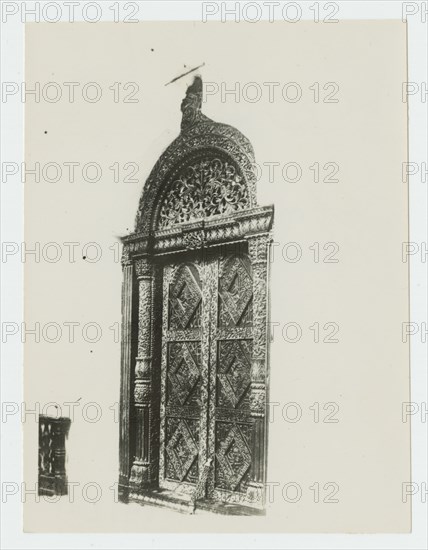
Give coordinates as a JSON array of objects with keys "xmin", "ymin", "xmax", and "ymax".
[{"xmin": 135, "ymin": 121, "xmax": 258, "ymax": 234}]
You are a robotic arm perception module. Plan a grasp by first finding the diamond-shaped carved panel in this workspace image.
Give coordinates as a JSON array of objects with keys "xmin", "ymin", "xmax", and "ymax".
[
  {"xmin": 167, "ymin": 342, "xmax": 201, "ymax": 407},
  {"xmin": 165, "ymin": 418, "xmax": 199, "ymax": 483},
  {"xmin": 169, "ymin": 264, "xmax": 202, "ymax": 330},
  {"xmin": 215, "ymin": 422, "xmax": 252, "ymax": 493},
  {"xmin": 217, "ymin": 340, "xmax": 252, "ymax": 409},
  {"xmin": 218, "ymin": 255, "xmax": 253, "ymax": 328}
]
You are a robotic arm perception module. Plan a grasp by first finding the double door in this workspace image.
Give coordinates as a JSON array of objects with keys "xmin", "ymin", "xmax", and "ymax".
[{"xmin": 159, "ymin": 251, "xmax": 255, "ymax": 504}]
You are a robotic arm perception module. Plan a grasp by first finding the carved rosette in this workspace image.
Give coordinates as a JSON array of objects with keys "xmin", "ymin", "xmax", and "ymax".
[{"xmin": 182, "ymin": 229, "xmax": 205, "ymax": 251}]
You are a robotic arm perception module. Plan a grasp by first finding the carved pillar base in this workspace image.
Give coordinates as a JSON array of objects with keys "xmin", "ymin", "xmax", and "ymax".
[
  {"xmin": 129, "ymin": 461, "xmax": 154, "ymax": 489},
  {"xmin": 129, "ymin": 404, "xmax": 155, "ymax": 490}
]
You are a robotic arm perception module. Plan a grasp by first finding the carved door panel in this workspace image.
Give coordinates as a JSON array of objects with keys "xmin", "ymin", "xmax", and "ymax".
[
  {"xmin": 207, "ymin": 254, "xmax": 254, "ymax": 502},
  {"xmin": 159, "ymin": 253, "xmax": 254, "ymax": 504},
  {"xmin": 159, "ymin": 261, "xmax": 205, "ymax": 494}
]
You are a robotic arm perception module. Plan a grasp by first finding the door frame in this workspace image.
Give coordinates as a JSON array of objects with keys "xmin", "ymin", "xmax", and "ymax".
[{"xmin": 119, "ymin": 206, "xmax": 274, "ymax": 513}]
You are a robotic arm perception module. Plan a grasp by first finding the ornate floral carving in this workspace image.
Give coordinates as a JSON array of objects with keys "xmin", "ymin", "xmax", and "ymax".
[{"xmin": 158, "ymin": 157, "xmax": 250, "ymax": 229}]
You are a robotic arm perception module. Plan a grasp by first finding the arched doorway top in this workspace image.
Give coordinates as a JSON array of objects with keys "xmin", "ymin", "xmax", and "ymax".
[{"xmin": 135, "ymin": 76, "xmax": 258, "ymax": 234}]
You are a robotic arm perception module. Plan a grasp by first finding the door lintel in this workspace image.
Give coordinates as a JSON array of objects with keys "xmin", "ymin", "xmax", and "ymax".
[{"xmin": 121, "ymin": 205, "xmax": 274, "ymax": 263}]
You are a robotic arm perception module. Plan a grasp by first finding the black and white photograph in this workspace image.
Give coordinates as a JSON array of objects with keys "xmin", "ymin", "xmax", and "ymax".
[{"xmin": 1, "ymin": 1, "xmax": 427, "ymax": 549}]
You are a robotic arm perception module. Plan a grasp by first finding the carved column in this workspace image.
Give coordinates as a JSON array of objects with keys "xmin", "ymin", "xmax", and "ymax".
[
  {"xmin": 118, "ymin": 246, "xmax": 134, "ymax": 500},
  {"xmin": 129, "ymin": 256, "xmax": 155, "ymax": 489},
  {"xmin": 246, "ymin": 233, "xmax": 271, "ymax": 505}
]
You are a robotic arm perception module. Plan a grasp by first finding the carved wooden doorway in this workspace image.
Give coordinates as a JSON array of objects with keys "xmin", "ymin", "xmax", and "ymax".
[
  {"xmin": 118, "ymin": 76, "xmax": 273, "ymax": 515},
  {"xmin": 159, "ymin": 251, "xmax": 255, "ymax": 504}
]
